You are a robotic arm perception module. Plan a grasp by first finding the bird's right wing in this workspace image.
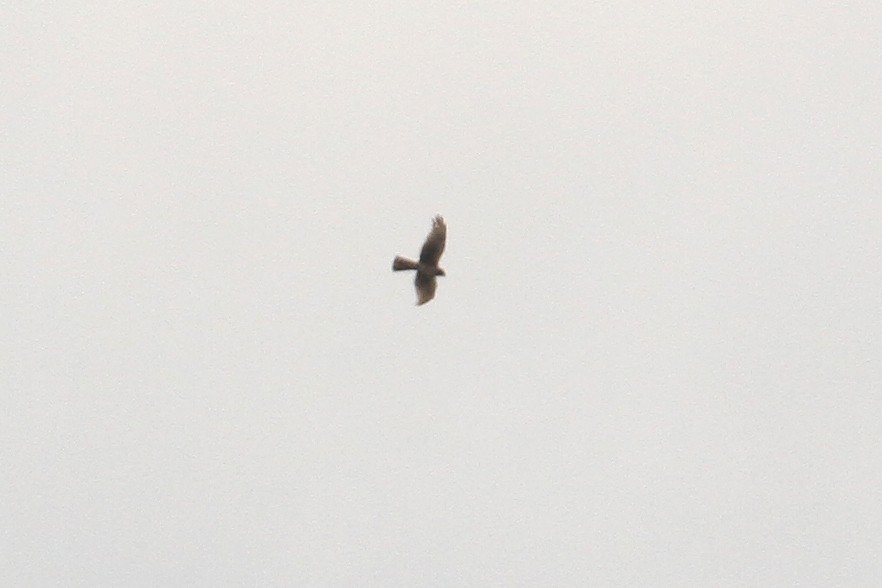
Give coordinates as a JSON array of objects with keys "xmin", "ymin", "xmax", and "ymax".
[{"xmin": 418, "ymin": 215, "xmax": 446, "ymax": 266}]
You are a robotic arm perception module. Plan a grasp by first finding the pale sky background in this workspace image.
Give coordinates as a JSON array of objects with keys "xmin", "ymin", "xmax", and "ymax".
[{"xmin": 3, "ymin": 3, "xmax": 881, "ymax": 586}]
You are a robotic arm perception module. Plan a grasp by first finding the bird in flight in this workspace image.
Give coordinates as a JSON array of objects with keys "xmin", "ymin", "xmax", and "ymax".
[{"xmin": 392, "ymin": 215, "xmax": 447, "ymax": 305}]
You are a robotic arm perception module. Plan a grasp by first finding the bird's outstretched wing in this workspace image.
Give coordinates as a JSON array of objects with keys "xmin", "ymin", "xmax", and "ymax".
[
  {"xmin": 418, "ymin": 215, "xmax": 446, "ymax": 267},
  {"xmin": 414, "ymin": 272, "xmax": 437, "ymax": 305}
]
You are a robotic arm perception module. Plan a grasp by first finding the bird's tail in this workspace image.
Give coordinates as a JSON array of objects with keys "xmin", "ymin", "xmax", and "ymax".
[{"xmin": 392, "ymin": 256, "xmax": 419, "ymax": 271}]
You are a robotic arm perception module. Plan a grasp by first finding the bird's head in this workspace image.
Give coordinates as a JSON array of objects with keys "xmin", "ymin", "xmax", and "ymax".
[{"xmin": 436, "ymin": 267, "xmax": 446, "ymax": 277}]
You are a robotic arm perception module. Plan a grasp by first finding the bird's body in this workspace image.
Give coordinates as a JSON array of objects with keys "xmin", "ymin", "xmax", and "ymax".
[{"xmin": 392, "ymin": 215, "xmax": 447, "ymax": 305}]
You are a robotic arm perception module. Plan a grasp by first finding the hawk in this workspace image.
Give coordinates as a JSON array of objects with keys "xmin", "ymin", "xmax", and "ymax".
[{"xmin": 392, "ymin": 215, "xmax": 447, "ymax": 305}]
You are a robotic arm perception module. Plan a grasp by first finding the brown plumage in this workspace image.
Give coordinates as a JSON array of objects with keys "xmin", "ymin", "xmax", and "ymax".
[{"xmin": 392, "ymin": 215, "xmax": 447, "ymax": 305}]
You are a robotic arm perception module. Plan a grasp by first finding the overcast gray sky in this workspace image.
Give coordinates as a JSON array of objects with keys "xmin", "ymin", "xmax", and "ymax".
[{"xmin": 3, "ymin": 3, "xmax": 881, "ymax": 586}]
